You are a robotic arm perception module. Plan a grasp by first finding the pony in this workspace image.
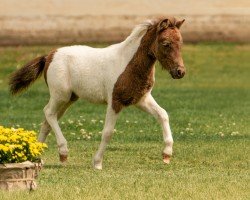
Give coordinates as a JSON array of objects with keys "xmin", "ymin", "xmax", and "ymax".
[{"xmin": 9, "ymin": 17, "xmax": 185, "ymax": 169}]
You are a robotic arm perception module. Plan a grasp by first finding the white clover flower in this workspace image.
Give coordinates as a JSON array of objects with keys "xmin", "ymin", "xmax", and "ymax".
[{"xmin": 80, "ymin": 129, "xmax": 86, "ymax": 134}]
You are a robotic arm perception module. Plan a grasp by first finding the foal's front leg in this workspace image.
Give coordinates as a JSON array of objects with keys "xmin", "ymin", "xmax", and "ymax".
[
  {"xmin": 137, "ymin": 94, "xmax": 173, "ymax": 164},
  {"xmin": 93, "ymin": 105, "xmax": 119, "ymax": 170}
]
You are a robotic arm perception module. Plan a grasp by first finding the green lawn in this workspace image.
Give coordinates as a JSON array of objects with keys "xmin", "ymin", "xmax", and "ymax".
[{"xmin": 0, "ymin": 43, "xmax": 249, "ymax": 199}]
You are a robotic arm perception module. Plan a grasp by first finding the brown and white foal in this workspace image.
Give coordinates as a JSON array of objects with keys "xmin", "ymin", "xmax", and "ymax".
[{"xmin": 9, "ymin": 17, "xmax": 185, "ymax": 169}]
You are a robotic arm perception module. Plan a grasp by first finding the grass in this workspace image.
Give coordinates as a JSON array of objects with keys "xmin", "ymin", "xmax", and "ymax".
[{"xmin": 0, "ymin": 43, "xmax": 249, "ymax": 199}]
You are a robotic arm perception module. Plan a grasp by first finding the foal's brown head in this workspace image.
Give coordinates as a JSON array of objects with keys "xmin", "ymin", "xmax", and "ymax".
[{"xmin": 152, "ymin": 18, "xmax": 185, "ymax": 79}]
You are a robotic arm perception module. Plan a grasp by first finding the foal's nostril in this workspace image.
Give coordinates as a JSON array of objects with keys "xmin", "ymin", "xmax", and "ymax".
[
  {"xmin": 176, "ymin": 68, "xmax": 185, "ymax": 78},
  {"xmin": 177, "ymin": 69, "xmax": 183, "ymax": 77}
]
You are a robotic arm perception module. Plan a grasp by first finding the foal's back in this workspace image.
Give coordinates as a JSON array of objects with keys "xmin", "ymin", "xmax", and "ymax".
[{"xmin": 46, "ymin": 45, "xmax": 127, "ymax": 104}]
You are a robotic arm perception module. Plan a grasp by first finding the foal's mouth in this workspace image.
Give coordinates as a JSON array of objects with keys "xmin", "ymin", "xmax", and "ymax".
[{"xmin": 170, "ymin": 68, "xmax": 185, "ymax": 79}]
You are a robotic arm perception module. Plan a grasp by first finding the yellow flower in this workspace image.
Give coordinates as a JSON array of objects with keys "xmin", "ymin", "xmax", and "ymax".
[{"xmin": 0, "ymin": 126, "xmax": 47, "ymax": 163}]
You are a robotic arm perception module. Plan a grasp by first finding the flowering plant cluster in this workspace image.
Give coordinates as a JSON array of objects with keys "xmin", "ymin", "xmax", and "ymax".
[{"xmin": 0, "ymin": 126, "xmax": 47, "ymax": 164}]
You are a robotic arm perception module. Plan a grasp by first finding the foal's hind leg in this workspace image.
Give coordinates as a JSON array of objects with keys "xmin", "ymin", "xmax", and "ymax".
[
  {"xmin": 93, "ymin": 105, "xmax": 119, "ymax": 170},
  {"xmin": 38, "ymin": 100, "xmax": 76, "ymax": 143},
  {"xmin": 38, "ymin": 120, "xmax": 51, "ymax": 143},
  {"xmin": 44, "ymin": 97, "xmax": 72, "ymax": 162}
]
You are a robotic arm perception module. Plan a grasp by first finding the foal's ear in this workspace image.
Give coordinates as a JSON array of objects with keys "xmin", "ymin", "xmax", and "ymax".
[
  {"xmin": 157, "ymin": 19, "xmax": 170, "ymax": 32},
  {"xmin": 176, "ymin": 19, "xmax": 185, "ymax": 29}
]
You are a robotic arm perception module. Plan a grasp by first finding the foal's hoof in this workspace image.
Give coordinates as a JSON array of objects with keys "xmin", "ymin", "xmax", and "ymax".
[
  {"xmin": 93, "ymin": 159, "xmax": 103, "ymax": 170},
  {"xmin": 163, "ymin": 153, "xmax": 171, "ymax": 164},
  {"xmin": 94, "ymin": 163, "xmax": 103, "ymax": 170},
  {"xmin": 59, "ymin": 154, "xmax": 68, "ymax": 163}
]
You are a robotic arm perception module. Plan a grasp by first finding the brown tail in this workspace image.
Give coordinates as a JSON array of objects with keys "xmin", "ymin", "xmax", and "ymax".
[{"xmin": 9, "ymin": 55, "xmax": 46, "ymax": 95}]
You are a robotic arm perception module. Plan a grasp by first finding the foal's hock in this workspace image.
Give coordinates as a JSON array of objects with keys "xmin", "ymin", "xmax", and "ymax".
[{"xmin": 9, "ymin": 17, "xmax": 186, "ymax": 169}]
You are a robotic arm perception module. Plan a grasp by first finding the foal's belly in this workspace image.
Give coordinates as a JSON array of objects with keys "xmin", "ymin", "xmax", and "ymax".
[{"xmin": 72, "ymin": 78, "xmax": 108, "ymax": 104}]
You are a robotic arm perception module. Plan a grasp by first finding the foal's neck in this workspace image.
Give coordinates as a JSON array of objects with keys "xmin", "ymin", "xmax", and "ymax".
[
  {"xmin": 112, "ymin": 27, "xmax": 157, "ymax": 113},
  {"xmin": 130, "ymin": 26, "xmax": 157, "ymax": 74}
]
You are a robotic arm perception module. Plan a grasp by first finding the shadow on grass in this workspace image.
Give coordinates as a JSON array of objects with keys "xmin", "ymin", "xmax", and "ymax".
[{"xmin": 44, "ymin": 163, "xmax": 85, "ymax": 169}]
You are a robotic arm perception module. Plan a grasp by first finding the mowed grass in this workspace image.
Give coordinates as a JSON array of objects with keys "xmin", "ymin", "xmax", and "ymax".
[{"xmin": 0, "ymin": 43, "xmax": 249, "ymax": 199}]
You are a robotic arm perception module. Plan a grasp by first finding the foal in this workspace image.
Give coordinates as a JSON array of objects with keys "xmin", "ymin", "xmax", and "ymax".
[{"xmin": 9, "ymin": 17, "xmax": 185, "ymax": 169}]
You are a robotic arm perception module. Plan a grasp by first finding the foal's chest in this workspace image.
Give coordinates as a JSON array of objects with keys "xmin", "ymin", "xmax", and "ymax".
[{"xmin": 112, "ymin": 66, "xmax": 155, "ymax": 113}]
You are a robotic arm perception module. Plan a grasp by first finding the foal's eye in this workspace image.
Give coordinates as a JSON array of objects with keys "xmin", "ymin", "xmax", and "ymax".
[{"xmin": 162, "ymin": 41, "xmax": 172, "ymax": 48}]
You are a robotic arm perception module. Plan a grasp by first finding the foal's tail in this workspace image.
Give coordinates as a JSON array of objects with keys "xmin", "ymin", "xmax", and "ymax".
[{"xmin": 9, "ymin": 55, "xmax": 46, "ymax": 95}]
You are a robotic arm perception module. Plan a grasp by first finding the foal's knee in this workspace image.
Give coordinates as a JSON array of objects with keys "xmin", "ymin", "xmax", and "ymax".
[
  {"xmin": 159, "ymin": 109, "xmax": 169, "ymax": 123},
  {"xmin": 43, "ymin": 106, "xmax": 56, "ymax": 120},
  {"xmin": 102, "ymin": 128, "xmax": 114, "ymax": 142}
]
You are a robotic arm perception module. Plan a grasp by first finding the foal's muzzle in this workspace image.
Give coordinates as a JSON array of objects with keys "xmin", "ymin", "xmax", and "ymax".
[{"xmin": 171, "ymin": 67, "xmax": 185, "ymax": 79}]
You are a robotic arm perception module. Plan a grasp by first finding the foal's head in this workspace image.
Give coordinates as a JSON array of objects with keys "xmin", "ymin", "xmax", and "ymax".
[{"xmin": 152, "ymin": 18, "xmax": 186, "ymax": 79}]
